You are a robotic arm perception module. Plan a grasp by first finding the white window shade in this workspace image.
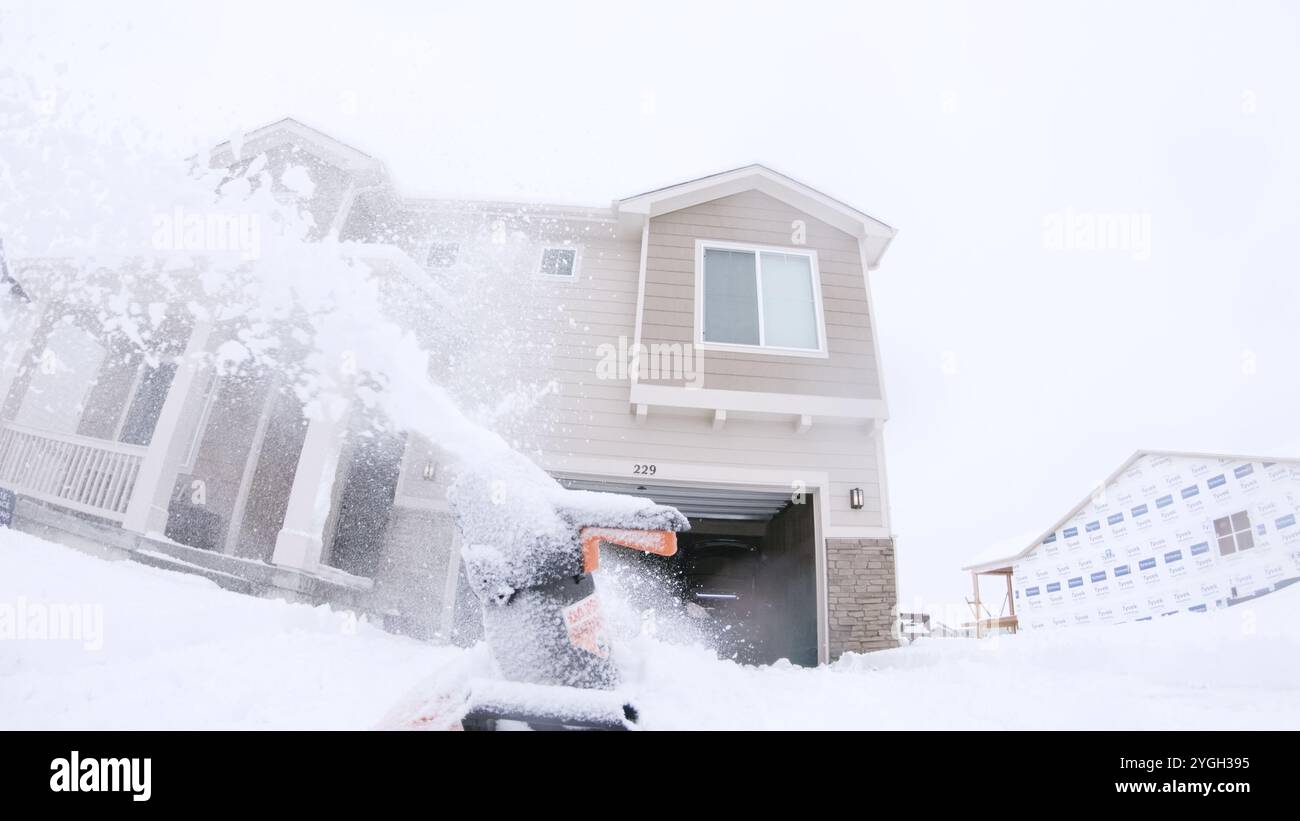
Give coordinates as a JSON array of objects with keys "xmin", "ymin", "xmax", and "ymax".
[
  {"xmin": 759, "ymin": 251, "xmax": 818, "ymax": 349},
  {"xmin": 703, "ymin": 248, "xmax": 759, "ymax": 345}
]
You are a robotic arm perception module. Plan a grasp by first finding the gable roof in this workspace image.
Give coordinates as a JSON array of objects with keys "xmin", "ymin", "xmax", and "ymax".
[
  {"xmin": 205, "ymin": 126, "xmax": 896, "ymax": 267},
  {"xmin": 615, "ymin": 164, "xmax": 896, "ymax": 268},
  {"xmin": 209, "ymin": 117, "xmax": 384, "ymax": 174},
  {"xmin": 962, "ymin": 449, "xmax": 1300, "ymax": 572}
]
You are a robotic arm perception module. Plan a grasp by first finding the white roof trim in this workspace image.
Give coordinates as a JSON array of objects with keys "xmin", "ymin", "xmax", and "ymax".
[
  {"xmin": 962, "ymin": 449, "xmax": 1300, "ymax": 572},
  {"xmin": 616, "ymin": 164, "xmax": 895, "ymax": 247},
  {"xmin": 209, "ymin": 118, "xmax": 382, "ymax": 173}
]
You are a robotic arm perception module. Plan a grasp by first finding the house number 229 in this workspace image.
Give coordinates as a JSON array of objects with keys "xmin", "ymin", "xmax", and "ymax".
[{"xmin": 632, "ymin": 464, "xmax": 657, "ymax": 476}]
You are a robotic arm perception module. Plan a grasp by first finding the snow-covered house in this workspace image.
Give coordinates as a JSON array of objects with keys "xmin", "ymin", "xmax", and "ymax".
[
  {"xmin": 965, "ymin": 451, "xmax": 1300, "ymax": 632},
  {"xmin": 0, "ymin": 119, "xmax": 899, "ymax": 665}
]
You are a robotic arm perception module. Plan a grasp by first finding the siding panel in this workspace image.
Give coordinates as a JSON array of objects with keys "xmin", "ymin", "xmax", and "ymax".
[
  {"xmin": 395, "ymin": 199, "xmax": 886, "ymax": 534},
  {"xmin": 642, "ymin": 190, "xmax": 881, "ymax": 401}
]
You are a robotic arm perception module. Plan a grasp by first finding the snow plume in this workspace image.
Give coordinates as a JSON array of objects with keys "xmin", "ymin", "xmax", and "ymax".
[
  {"xmin": 0, "ymin": 60, "xmax": 510, "ymax": 461},
  {"xmin": 0, "ymin": 62, "xmax": 690, "ymax": 652}
]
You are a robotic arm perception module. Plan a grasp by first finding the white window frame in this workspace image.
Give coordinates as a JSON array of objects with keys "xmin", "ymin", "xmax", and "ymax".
[
  {"xmin": 693, "ymin": 238, "xmax": 828, "ymax": 358},
  {"xmin": 537, "ymin": 245, "xmax": 583, "ymax": 281},
  {"xmin": 426, "ymin": 240, "xmax": 460, "ymax": 269}
]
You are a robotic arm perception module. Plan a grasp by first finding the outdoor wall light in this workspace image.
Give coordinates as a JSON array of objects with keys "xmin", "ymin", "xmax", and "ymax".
[{"xmin": 850, "ymin": 487, "xmax": 865, "ymax": 510}]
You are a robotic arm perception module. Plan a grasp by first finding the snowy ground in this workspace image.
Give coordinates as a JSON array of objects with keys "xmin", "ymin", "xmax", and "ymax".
[{"xmin": 3, "ymin": 528, "xmax": 1298, "ymax": 730}]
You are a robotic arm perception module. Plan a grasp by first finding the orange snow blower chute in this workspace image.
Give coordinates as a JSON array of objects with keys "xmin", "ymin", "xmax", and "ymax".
[{"xmin": 579, "ymin": 527, "xmax": 678, "ymax": 573}]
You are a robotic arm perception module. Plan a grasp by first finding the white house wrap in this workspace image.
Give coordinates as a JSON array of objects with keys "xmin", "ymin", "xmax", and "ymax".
[{"xmin": 967, "ymin": 451, "xmax": 1300, "ymax": 631}]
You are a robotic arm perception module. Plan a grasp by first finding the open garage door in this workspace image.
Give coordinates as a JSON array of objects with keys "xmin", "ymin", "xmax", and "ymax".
[{"xmin": 557, "ymin": 477, "xmax": 819, "ymax": 667}]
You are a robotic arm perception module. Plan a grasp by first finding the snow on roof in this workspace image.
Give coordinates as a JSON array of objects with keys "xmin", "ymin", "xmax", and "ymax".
[
  {"xmin": 962, "ymin": 448, "xmax": 1300, "ymax": 572},
  {"xmin": 963, "ymin": 530, "xmax": 1041, "ymax": 572}
]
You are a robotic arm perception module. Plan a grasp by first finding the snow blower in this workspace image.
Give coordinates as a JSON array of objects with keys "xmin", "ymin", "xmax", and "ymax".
[
  {"xmin": 457, "ymin": 520, "xmax": 685, "ymax": 730},
  {"xmin": 426, "ymin": 465, "xmax": 689, "ymax": 731}
]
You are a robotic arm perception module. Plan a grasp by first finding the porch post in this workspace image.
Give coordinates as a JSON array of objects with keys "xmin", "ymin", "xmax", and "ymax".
[
  {"xmin": 121, "ymin": 322, "xmax": 214, "ymax": 536},
  {"xmin": 271, "ymin": 402, "xmax": 350, "ymax": 570},
  {"xmin": 1005, "ymin": 571, "xmax": 1017, "ymax": 633}
]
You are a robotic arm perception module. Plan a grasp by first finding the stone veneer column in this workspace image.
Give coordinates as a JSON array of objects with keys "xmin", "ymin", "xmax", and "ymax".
[{"xmin": 826, "ymin": 537, "xmax": 899, "ymax": 658}]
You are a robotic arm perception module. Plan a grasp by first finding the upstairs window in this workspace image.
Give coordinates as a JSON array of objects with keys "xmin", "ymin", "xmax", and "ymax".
[
  {"xmin": 698, "ymin": 241, "xmax": 824, "ymax": 353},
  {"xmin": 427, "ymin": 241, "xmax": 459, "ymax": 268},
  {"xmin": 539, "ymin": 246, "xmax": 579, "ymax": 278},
  {"xmin": 1214, "ymin": 510, "xmax": 1254, "ymax": 555}
]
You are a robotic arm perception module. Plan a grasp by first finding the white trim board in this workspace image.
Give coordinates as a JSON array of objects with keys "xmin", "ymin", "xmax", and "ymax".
[
  {"xmin": 617, "ymin": 164, "xmax": 895, "ymax": 251},
  {"xmin": 628, "ymin": 382, "xmax": 887, "ymax": 422},
  {"xmin": 209, "ymin": 117, "xmax": 381, "ymax": 173},
  {"xmin": 629, "ymin": 219, "xmax": 651, "ymax": 394}
]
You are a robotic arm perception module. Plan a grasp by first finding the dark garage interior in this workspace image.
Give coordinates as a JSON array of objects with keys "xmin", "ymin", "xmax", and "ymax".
[{"xmin": 557, "ymin": 478, "xmax": 819, "ymax": 666}]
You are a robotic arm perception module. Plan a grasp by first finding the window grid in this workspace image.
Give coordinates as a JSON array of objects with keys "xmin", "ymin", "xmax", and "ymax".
[{"xmin": 539, "ymin": 247, "xmax": 579, "ymax": 278}]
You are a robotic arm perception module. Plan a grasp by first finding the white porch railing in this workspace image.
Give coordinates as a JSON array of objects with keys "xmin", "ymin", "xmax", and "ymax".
[{"xmin": 0, "ymin": 421, "xmax": 147, "ymax": 522}]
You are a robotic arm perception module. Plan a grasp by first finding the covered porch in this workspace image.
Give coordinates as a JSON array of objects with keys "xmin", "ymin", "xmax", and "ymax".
[
  {"xmin": 965, "ymin": 565, "xmax": 1019, "ymax": 638},
  {"xmin": 0, "ymin": 266, "xmax": 377, "ymax": 597}
]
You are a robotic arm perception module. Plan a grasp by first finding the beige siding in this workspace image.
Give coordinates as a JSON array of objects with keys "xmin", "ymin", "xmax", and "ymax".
[
  {"xmin": 390, "ymin": 195, "xmax": 886, "ymax": 533},
  {"xmin": 641, "ymin": 190, "xmax": 881, "ymax": 400}
]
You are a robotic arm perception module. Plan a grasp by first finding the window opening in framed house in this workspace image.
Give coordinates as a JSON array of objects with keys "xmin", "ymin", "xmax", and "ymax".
[{"xmin": 1214, "ymin": 510, "xmax": 1255, "ymax": 556}]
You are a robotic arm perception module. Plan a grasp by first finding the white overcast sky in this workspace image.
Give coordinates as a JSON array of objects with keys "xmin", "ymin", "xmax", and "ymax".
[{"xmin": 4, "ymin": 0, "xmax": 1299, "ymax": 610}]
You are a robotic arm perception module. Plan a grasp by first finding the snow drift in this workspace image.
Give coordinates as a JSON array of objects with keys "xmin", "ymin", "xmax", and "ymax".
[{"xmin": 3, "ymin": 529, "xmax": 1297, "ymax": 730}]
